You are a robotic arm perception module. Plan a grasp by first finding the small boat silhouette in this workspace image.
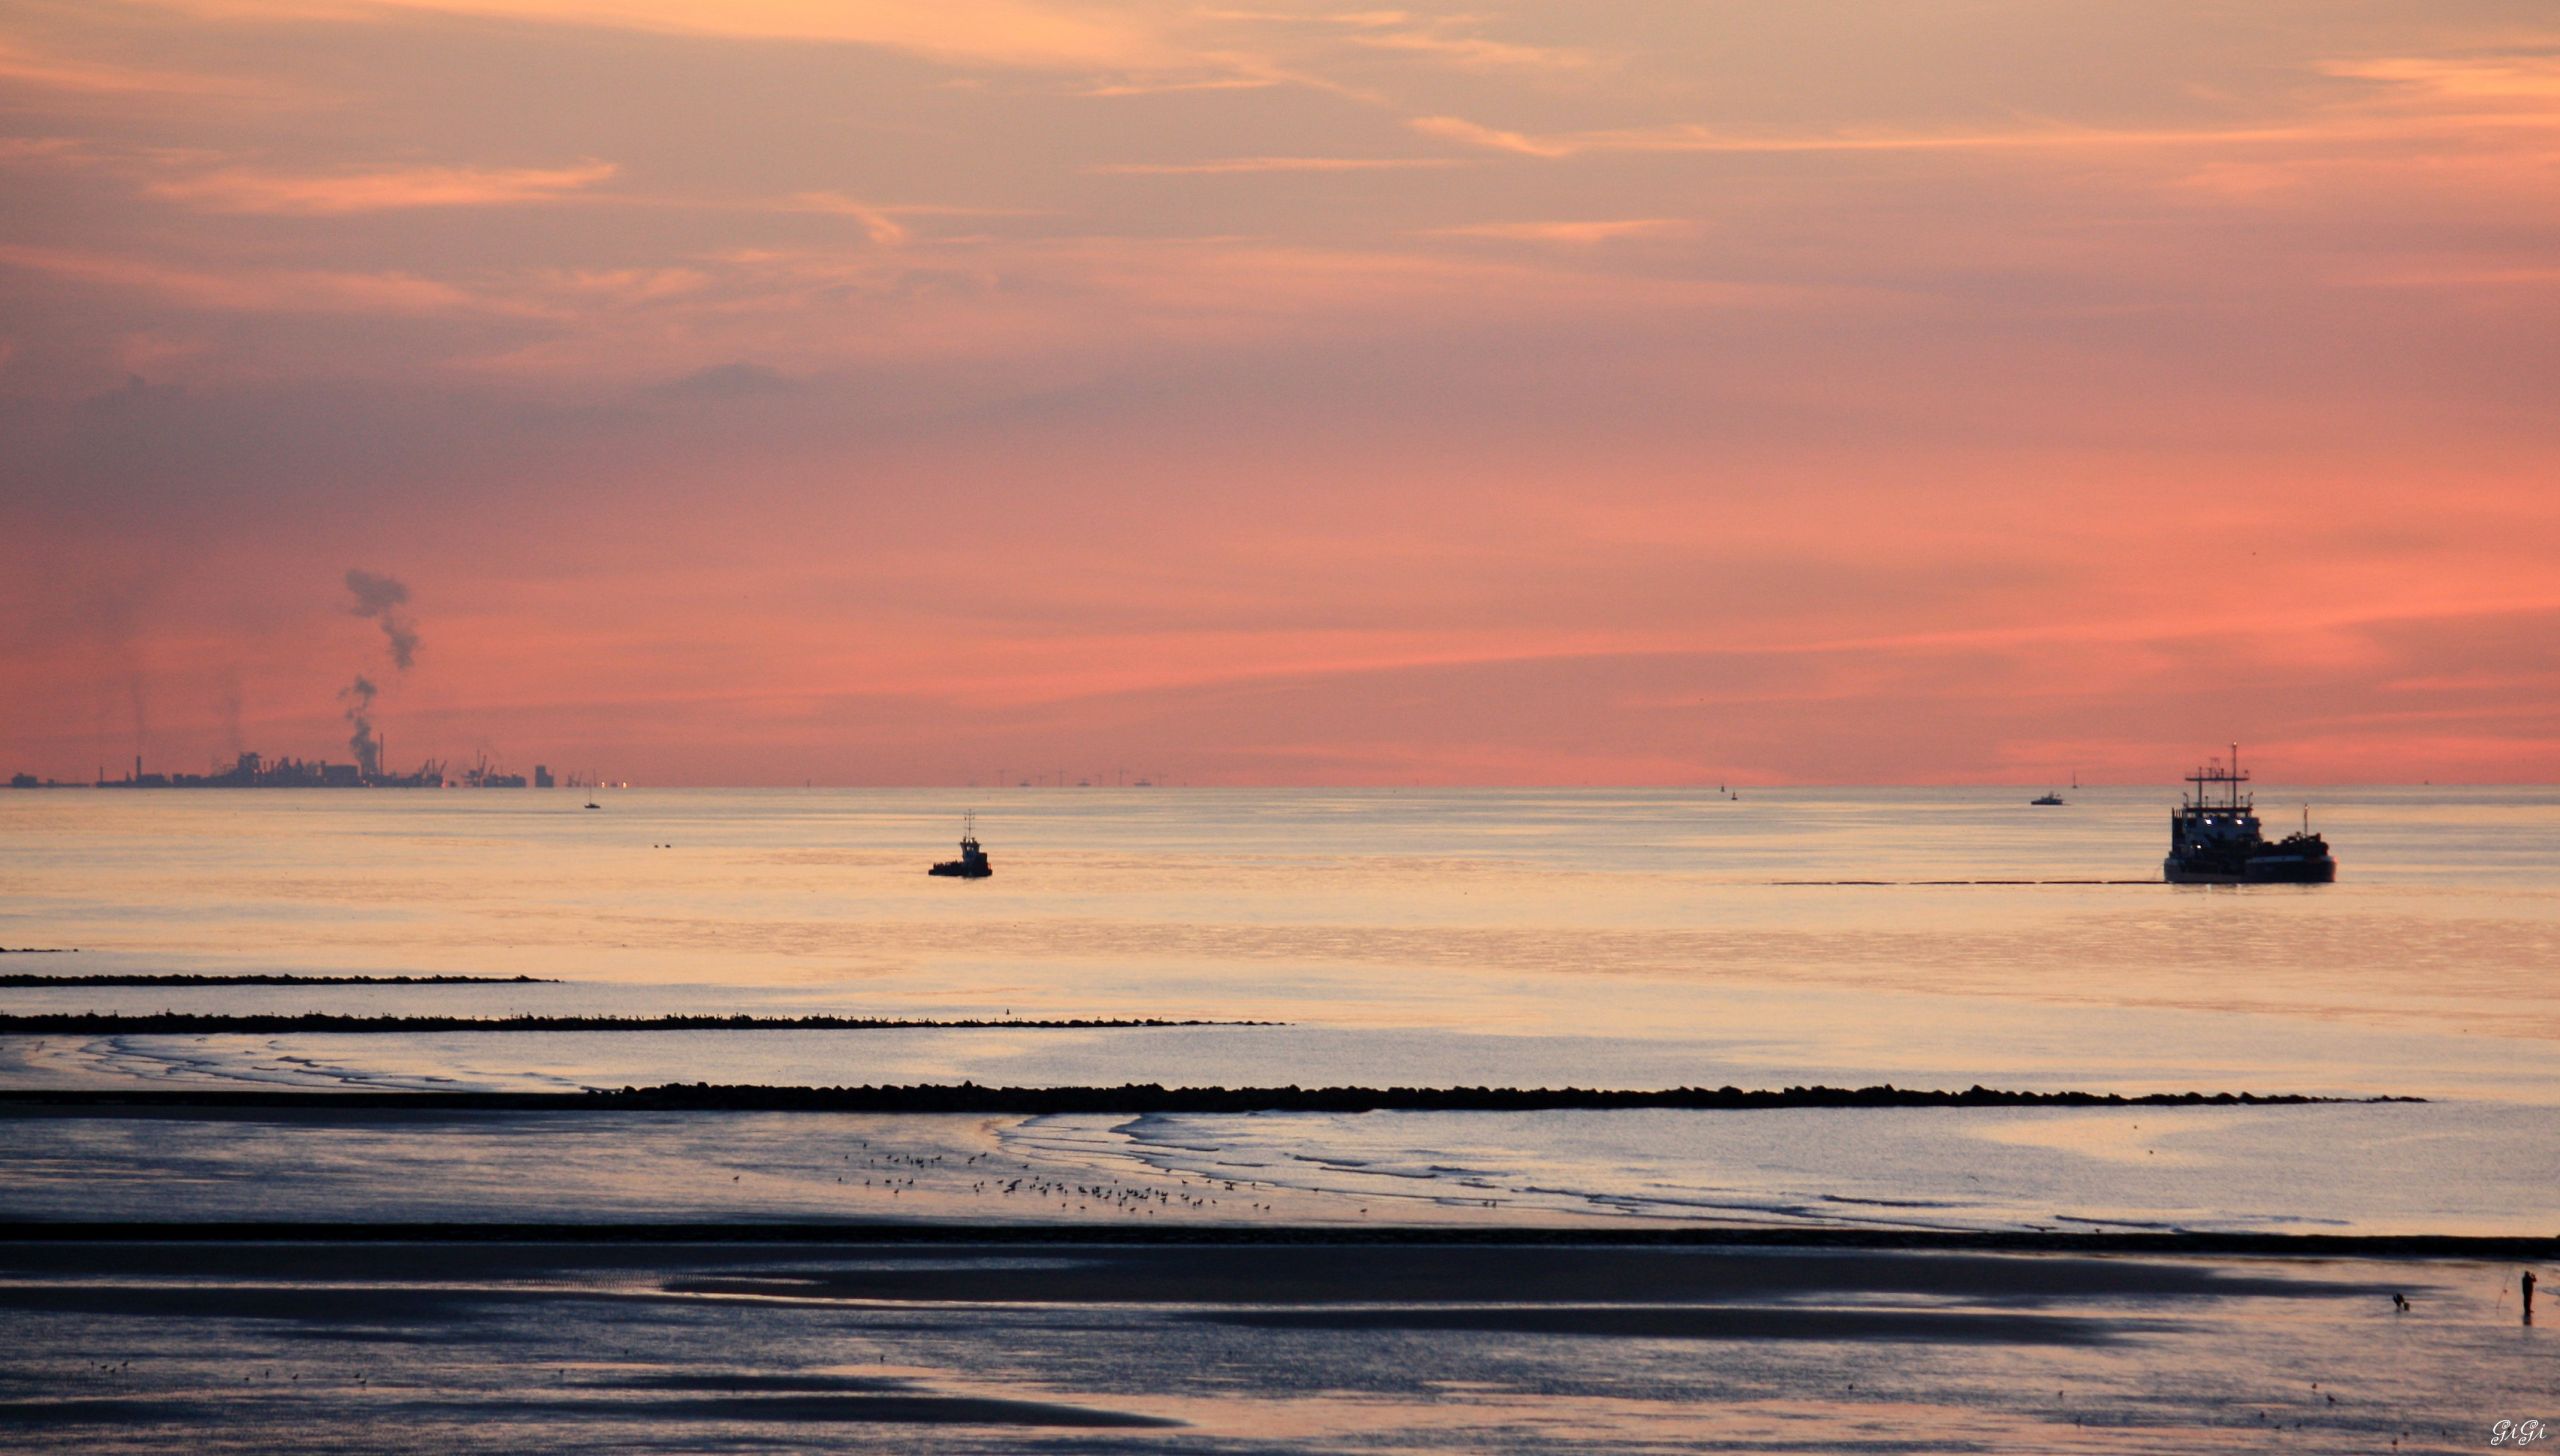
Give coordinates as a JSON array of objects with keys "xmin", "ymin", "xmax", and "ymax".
[{"xmin": 929, "ymin": 814, "xmax": 992, "ymax": 878}]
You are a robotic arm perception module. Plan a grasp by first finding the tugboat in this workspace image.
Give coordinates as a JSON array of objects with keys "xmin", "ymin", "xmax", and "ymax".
[
  {"xmin": 929, "ymin": 814, "xmax": 992, "ymax": 879},
  {"xmin": 2163, "ymin": 746, "xmax": 2334, "ymax": 884}
]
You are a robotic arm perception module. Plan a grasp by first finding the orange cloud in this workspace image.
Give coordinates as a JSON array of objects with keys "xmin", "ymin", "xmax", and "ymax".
[
  {"xmin": 2322, "ymin": 54, "xmax": 2560, "ymax": 102},
  {"xmin": 0, "ymin": 244, "xmax": 517, "ymax": 315},
  {"xmin": 1347, "ymin": 26, "xmax": 1595, "ymax": 72},
  {"xmin": 781, "ymin": 192, "xmax": 914, "ymax": 245},
  {"xmin": 0, "ymin": 36, "xmax": 252, "ymax": 96},
  {"xmin": 1194, "ymin": 9, "xmax": 1412, "ymax": 27},
  {"xmin": 1407, "ymin": 114, "xmax": 1571, "ymax": 158},
  {"xmin": 147, "ymin": 160, "xmax": 618, "ymax": 213},
  {"xmin": 1426, "ymin": 219, "xmax": 1695, "ymax": 245},
  {"xmin": 1076, "ymin": 75, "xmax": 1283, "ymax": 97},
  {"xmin": 167, "ymin": 0, "xmax": 1180, "ymax": 71},
  {"xmin": 1411, "ymin": 113, "xmax": 2361, "ymax": 159},
  {"xmin": 1089, "ymin": 155, "xmax": 1470, "ymax": 175},
  {"xmin": 10, "ymin": 4, "xmax": 2560, "ymax": 784}
]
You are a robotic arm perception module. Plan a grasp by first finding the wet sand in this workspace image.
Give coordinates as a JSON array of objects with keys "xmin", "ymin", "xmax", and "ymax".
[
  {"xmin": 0, "ymin": 1014, "xmax": 1266, "ymax": 1035},
  {"xmin": 7, "ymin": 1100, "xmax": 2550, "ymax": 1237},
  {"xmin": 0, "ymin": 1081, "xmax": 2401, "ymax": 1111},
  {"xmin": 0, "ymin": 1234, "xmax": 2540, "ymax": 1452},
  {"xmin": 5, "ymin": 1218, "xmax": 2555, "ymax": 1260},
  {"xmin": 0, "ymin": 974, "xmax": 554, "ymax": 987}
]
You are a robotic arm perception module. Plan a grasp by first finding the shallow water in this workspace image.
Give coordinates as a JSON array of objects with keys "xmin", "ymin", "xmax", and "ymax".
[
  {"xmin": 5, "ymin": 786, "xmax": 2556, "ymax": 1083},
  {"xmin": 1, "ymin": 1099, "xmax": 2545, "ymax": 1236},
  {"xmin": 7, "ymin": 787, "xmax": 2556, "ymax": 1447},
  {"xmin": 4, "ymin": 786, "xmax": 2557, "ymax": 1236}
]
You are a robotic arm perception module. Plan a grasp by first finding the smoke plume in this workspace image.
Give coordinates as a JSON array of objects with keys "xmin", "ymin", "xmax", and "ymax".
[
  {"xmin": 344, "ymin": 569, "xmax": 419, "ymax": 670},
  {"xmin": 340, "ymin": 675, "xmax": 381, "ymax": 778},
  {"xmin": 340, "ymin": 569, "xmax": 418, "ymax": 780}
]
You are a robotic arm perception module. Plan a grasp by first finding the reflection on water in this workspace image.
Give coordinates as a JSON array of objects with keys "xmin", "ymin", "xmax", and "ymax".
[
  {"xmin": 13, "ymin": 1005, "xmax": 2557, "ymax": 1103},
  {"xmin": 6, "ymin": 789, "xmax": 2555, "ymax": 1445},
  {"xmin": 4, "ymin": 787, "xmax": 2558, "ymax": 1245},
  {"xmin": 1014, "ymin": 1102, "xmax": 2560, "ymax": 1236},
  {"xmin": 3, "ymin": 1099, "xmax": 2550, "ymax": 1236},
  {"xmin": 5, "ymin": 786, "xmax": 2559, "ymax": 1100}
]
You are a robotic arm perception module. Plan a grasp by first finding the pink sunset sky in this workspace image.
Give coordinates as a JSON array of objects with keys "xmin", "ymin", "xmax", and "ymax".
[{"xmin": 3, "ymin": 1, "xmax": 2556, "ymax": 785}]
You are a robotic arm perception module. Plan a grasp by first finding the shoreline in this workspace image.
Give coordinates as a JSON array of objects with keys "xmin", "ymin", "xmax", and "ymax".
[
  {"xmin": 0, "ymin": 1082, "xmax": 2420, "ymax": 1112},
  {"xmin": 0, "ymin": 1013, "xmax": 1273, "ymax": 1035},
  {"xmin": 0, "ymin": 1219, "xmax": 2550, "ymax": 1257},
  {"xmin": 0, "ymin": 973, "xmax": 551, "ymax": 987}
]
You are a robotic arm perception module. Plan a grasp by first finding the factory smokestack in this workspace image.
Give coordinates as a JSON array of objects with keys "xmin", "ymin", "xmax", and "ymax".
[{"xmin": 339, "ymin": 570, "xmax": 420, "ymax": 781}]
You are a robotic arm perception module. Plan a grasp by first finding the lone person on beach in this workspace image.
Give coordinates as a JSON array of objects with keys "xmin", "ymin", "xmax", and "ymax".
[{"xmin": 2526, "ymin": 1269, "xmax": 2538, "ymax": 1324}]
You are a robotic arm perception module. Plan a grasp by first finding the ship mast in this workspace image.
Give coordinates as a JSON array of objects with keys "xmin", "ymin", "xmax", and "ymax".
[{"xmin": 2182, "ymin": 743, "xmax": 2252, "ymax": 811}]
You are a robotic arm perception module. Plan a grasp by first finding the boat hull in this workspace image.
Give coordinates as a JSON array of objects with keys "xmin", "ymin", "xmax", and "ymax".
[{"xmin": 2163, "ymin": 855, "xmax": 2336, "ymax": 885}]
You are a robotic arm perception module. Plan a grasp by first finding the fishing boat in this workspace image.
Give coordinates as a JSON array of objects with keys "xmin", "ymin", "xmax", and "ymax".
[
  {"xmin": 2163, "ymin": 746, "xmax": 2334, "ymax": 884},
  {"xmin": 929, "ymin": 814, "xmax": 992, "ymax": 879}
]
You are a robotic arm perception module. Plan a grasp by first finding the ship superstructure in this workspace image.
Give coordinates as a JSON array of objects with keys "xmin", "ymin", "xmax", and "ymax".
[{"xmin": 2163, "ymin": 746, "xmax": 2335, "ymax": 884}]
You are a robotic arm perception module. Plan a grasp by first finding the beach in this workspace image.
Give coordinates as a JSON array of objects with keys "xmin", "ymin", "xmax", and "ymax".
[
  {"xmin": 14, "ymin": 0, "xmax": 2560, "ymax": 1442},
  {"xmin": 2, "ymin": 1232, "xmax": 2541, "ymax": 1453},
  {"xmin": 4, "ymin": 787, "xmax": 2555, "ymax": 1448}
]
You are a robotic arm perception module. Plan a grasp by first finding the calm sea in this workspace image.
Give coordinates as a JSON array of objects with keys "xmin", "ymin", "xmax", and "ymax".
[{"xmin": 3, "ymin": 785, "xmax": 2555, "ymax": 1233}]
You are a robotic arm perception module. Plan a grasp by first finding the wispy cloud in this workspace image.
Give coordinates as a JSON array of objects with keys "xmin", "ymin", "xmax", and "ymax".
[
  {"xmin": 1090, "ymin": 155, "xmax": 1469, "ymax": 175},
  {"xmin": 1409, "ymin": 113, "xmax": 2369, "ymax": 160},
  {"xmin": 0, "ymin": 37, "xmax": 253, "ymax": 96},
  {"xmin": 167, "ymin": 0, "xmax": 1182, "ymax": 71},
  {"xmin": 1077, "ymin": 74, "xmax": 1284, "ymax": 98},
  {"xmin": 146, "ymin": 160, "xmax": 618, "ymax": 214},
  {"xmin": 530, "ymin": 266, "xmax": 712, "ymax": 302},
  {"xmin": 2322, "ymin": 54, "xmax": 2560, "ymax": 102},
  {"xmin": 0, "ymin": 244, "xmax": 518, "ymax": 315},
  {"xmin": 2341, "ymin": 261, "xmax": 2560, "ymax": 289},
  {"xmin": 0, "ymin": 135, "xmax": 97, "ymax": 165},
  {"xmin": 1426, "ymin": 219, "xmax": 1695, "ymax": 245},
  {"xmin": 775, "ymin": 193, "xmax": 1044, "ymax": 242},
  {"xmin": 1347, "ymin": 28, "xmax": 1594, "ymax": 73},
  {"xmin": 1406, "ymin": 115, "xmax": 1572, "ymax": 157},
  {"xmin": 782, "ymin": 191, "xmax": 913, "ymax": 245},
  {"xmin": 1194, "ymin": 9, "xmax": 1412, "ymax": 26},
  {"xmin": 1199, "ymin": 7, "xmax": 1590, "ymax": 72}
]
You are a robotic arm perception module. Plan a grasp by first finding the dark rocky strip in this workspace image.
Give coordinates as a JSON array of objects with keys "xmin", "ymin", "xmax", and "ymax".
[
  {"xmin": 0, "ymin": 973, "xmax": 550, "ymax": 987},
  {"xmin": 0, "ymin": 1221, "xmax": 2541, "ymax": 1258},
  {"xmin": 0, "ymin": 1081, "xmax": 2417, "ymax": 1113},
  {"xmin": 1770, "ymin": 879, "xmax": 2160, "ymax": 886},
  {"xmin": 0, "ymin": 1013, "xmax": 1269, "ymax": 1034}
]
